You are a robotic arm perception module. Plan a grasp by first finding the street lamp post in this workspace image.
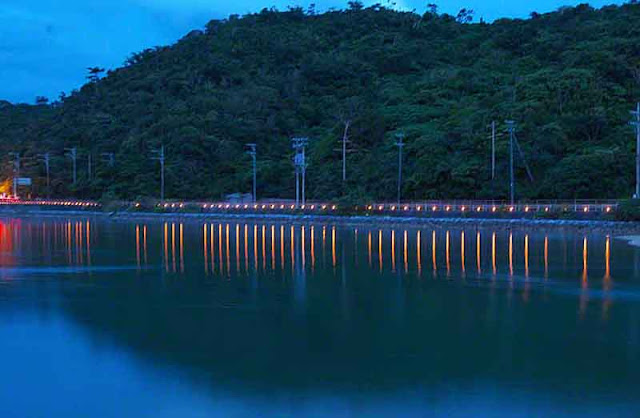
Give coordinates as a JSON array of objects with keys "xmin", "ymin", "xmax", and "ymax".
[
  {"xmin": 631, "ymin": 103, "xmax": 640, "ymax": 198},
  {"xmin": 246, "ymin": 144, "xmax": 257, "ymax": 203}
]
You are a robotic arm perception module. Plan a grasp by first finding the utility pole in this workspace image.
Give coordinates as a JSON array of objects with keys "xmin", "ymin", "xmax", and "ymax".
[
  {"xmin": 631, "ymin": 103, "xmax": 640, "ymax": 198},
  {"xmin": 342, "ymin": 121, "xmax": 350, "ymax": 182},
  {"xmin": 491, "ymin": 121, "xmax": 496, "ymax": 180},
  {"xmin": 302, "ymin": 144, "xmax": 307, "ymax": 205},
  {"xmin": 395, "ymin": 132, "xmax": 405, "ymax": 205},
  {"xmin": 151, "ymin": 145, "xmax": 165, "ymax": 202},
  {"xmin": 101, "ymin": 152, "xmax": 115, "ymax": 167},
  {"xmin": 246, "ymin": 143, "xmax": 257, "ymax": 203},
  {"xmin": 505, "ymin": 121, "xmax": 516, "ymax": 205},
  {"xmin": 87, "ymin": 153, "xmax": 92, "ymax": 181},
  {"xmin": 295, "ymin": 158, "xmax": 300, "ymax": 206},
  {"xmin": 9, "ymin": 152, "xmax": 20, "ymax": 198},
  {"xmin": 291, "ymin": 137, "xmax": 309, "ymax": 206},
  {"xmin": 38, "ymin": 153, "xmax": 51, "ymax": 197},
  {"xmin": 65, "ymin": 147, "xmax": 77, "ymax": 186}
]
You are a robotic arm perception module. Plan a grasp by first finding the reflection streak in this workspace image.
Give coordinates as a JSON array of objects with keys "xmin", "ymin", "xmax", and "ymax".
[
  {"xmin": 204, "ymin": 224, "xmax": 208, "ymax": 274},
  {"xmin": 476, "ymin": 231, "xmax": 481, "ymax": 274}
]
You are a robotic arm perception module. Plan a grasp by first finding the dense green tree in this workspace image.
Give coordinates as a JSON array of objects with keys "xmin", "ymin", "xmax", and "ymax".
[{"xmin": 1, "ymin": 2, "xmax": 640, "ymax": 201}]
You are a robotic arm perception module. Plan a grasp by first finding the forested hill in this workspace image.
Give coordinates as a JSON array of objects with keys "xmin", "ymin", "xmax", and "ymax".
[{"xmin": 2, "ymin": 2, "xmax": 640, "ymax": 201}]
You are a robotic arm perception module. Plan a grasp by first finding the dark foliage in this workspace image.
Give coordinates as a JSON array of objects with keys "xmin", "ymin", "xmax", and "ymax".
[{"xmin": 1, "ymin": 3, "xmax": 640, "ymax": 201}]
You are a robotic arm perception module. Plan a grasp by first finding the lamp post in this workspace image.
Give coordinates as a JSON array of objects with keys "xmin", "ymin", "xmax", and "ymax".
[
  {"xmin": 246, "ymin": 143, "xmax": 257, "ymax": 203},
  {"xmin": 631, "ymin": 103, "xmax": 640, "ymax": 198}
]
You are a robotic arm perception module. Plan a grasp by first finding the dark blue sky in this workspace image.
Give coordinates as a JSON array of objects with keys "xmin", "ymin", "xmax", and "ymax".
[{"xmin": 0, "ymin": 0, "xmax": 621, "ymax": 104}]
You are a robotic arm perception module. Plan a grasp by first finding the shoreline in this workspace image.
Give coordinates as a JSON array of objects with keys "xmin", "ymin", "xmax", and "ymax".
[
  {"xmin": 617, "ymin": 236, "xmax": 640, "ymax": 247},
  {"xmin": 1, "ymin": 208, "xmax": 639, "ymax": 233}
]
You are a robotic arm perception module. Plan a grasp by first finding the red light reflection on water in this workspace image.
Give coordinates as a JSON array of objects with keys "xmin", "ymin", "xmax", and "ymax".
[{"xmin": 0, "ymin": 220, "xmax": 18, "ymax": 267}]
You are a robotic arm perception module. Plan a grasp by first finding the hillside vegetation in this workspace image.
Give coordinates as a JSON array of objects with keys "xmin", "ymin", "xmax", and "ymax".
[{"xmin": 1, "ymin": 2, "xmax": 640, "ymax": 201}]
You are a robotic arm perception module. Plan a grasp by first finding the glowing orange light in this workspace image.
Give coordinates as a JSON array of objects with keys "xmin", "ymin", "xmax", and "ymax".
[
  {"xmin": 492, "ymin": 207, "xmax": 497, "ymax": 212},
  {"xmin": 417, "ymin": 206, "xmax": 422, "ymax": 211},
  {"xmin": 461, "ymin": 206, "xmax": 466, "ymax": 212},
  {"xmin": 432, "ymin": 206, "xmax": 437, "ymax": 211},
  {"xmin": 331, "ymin": 205, "xmax": 336, "ymax": 210}
]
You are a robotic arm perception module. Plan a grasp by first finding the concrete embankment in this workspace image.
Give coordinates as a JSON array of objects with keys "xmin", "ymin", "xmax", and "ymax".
[{"xmin": 1, "ymin": 207, "xmax": 639, "ymax": 234}]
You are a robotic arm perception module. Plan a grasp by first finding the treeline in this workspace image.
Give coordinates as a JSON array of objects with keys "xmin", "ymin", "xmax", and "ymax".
[{"xmin": 1, "ymin": 2, "xmax": 640, "ymax": 201}]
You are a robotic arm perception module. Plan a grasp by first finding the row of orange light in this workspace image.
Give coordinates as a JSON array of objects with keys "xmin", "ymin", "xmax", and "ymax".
[
  {"xmin": 150, "ymin": 202, "xmax": 613, "ymax": 213},
  {"xmin": 203, "ymin": 203, "xmax": 339, "ymax": 211},
  {"xmin": 155, "ymin": 202, "xmax": 339, "ymax": 211},
  {"xmin": 365, "ymin": 204, "xmax": 612, "ymax": 213},
  {"xmin": 0, "ymin": 200, "xmax": 99, "ymax": 207}
]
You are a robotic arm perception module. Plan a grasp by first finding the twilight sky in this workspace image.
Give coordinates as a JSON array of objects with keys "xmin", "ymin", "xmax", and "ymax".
[{"xmin": 0, "ymin": 0, "xmax": 621, "ymax": 104}]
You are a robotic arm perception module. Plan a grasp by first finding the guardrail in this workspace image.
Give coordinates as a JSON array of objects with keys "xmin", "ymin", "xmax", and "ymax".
[
  {"xmin": 364, "ymin": 202, "xmax": 616, "ymax": 214},
  {"xmin": 144, "ymin": 200, "xmax": 619, "ymax": 215},
  {"xmin": 0, "ymin": 199, "xmax": 100, "ymax": 208},
  {"xmin": 0, "ymin": 198, "xmax": 621, "ymax": 216}
]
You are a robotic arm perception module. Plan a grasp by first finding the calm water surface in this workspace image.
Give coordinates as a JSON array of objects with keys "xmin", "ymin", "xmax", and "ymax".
[{"xmin": 0, "ymin": 217, "xmax": 639, "ymax": 417}]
